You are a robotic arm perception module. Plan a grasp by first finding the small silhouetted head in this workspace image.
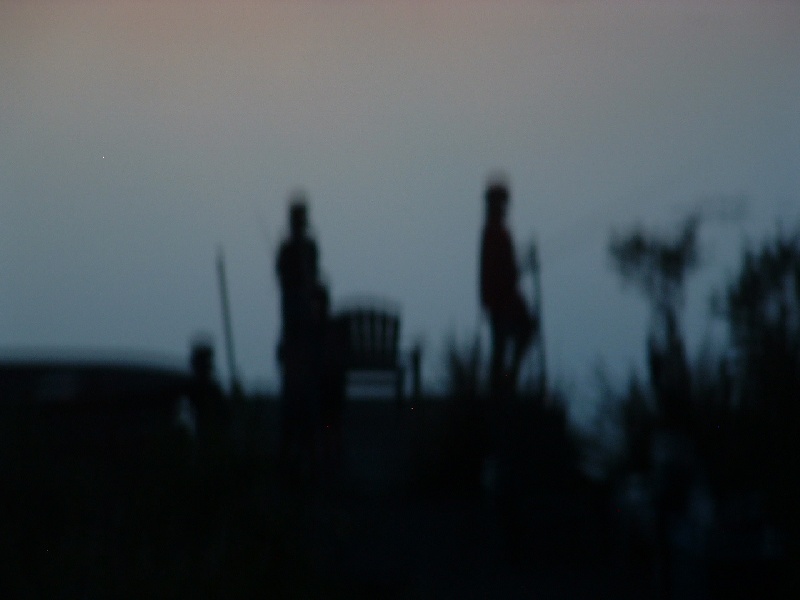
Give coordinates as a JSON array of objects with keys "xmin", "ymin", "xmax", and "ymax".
[
  {"xmin": 190, "ymin": 341, "xmax": 214, "ymax": 380},
  {"xmin": 289, "ymin": 192, "xmax": 308, "ymax": 238},
  {"xmin": 485, "ymin": 178, "xmax": 509, "ymax": 222}
]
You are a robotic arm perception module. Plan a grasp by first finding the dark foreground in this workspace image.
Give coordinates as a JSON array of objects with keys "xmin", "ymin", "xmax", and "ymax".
[{"xmin": 1, "ymin": 399, "xmax": 794, "ymax": 598}]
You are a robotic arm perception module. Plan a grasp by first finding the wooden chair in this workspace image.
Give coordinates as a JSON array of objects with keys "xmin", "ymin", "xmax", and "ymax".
[{"xmin": 333, "ymin": 301, "xmax": 405, "ymax": 404}]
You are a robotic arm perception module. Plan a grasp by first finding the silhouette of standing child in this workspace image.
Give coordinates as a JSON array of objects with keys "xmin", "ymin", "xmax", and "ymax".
[{"xmin": 479, "ymin": 178, "xmax": 537, "ymax": 399}]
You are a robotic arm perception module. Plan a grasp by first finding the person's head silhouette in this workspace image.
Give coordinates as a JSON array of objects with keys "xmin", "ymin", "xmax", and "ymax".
[
  {"xmin": 289, "ymin": 192, "xmax": 309, "ymax": 239},
  {"xmin": 485, "ymin": 178, "xmax": 509, "ymax": 223},
  {"xmin": 190, "ymin": 341, "xmax": 215, "ymax": 382}
]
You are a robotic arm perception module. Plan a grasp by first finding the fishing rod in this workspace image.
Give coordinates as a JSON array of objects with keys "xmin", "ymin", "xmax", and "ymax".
[
  {"xmin": 216, "ymin": 246, "xmax": 241, "ymax": 395},
  {"xmin": 525, "ymin": 237, "xmax": 547, "ymax": 403}
]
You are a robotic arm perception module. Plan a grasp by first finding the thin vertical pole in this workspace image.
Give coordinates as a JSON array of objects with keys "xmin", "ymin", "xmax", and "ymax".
[
  {"xmin": 217, "ymin": 247, "xmax": 239, "ymax": 392},
  {"xmin": 528, "ymin": 241, "xmax": 547, "ymax": 401}
]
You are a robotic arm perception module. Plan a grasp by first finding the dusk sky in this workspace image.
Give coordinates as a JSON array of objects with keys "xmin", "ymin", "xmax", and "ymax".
[{"xmin": 2, "ymin": 1, "xmax": 798, "ymax": 425}]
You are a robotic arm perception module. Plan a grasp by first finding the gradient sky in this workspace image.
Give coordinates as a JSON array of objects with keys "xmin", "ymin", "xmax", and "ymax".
[{"xmin": 2, "ymin": 1, "xmax": 799, "ymax": 425}]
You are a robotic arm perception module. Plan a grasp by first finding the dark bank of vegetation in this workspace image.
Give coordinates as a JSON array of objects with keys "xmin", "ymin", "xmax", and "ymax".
[
  {"xmin": 604, "ymin": 219, "xmax": 800, "ymax": 519},
  {"xmin": 593, "ymin": 218, "xmax": 799, "ymax": 595}
]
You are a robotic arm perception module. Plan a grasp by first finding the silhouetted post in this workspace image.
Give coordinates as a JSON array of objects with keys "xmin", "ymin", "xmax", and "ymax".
[
  {"xmin": 411, "ymin": 344, "xmax": 422, "ymax": 404},
  {"xmin": 216, "ymin": 247, "xmax": 241, "ymax": 397},
  {"xmin": 189, "ymin": 338, "xmax": 227, "ymax": 444}
]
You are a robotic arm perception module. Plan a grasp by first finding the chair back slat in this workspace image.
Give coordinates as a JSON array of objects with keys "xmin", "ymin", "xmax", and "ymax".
[{"xmin": 336, "ymin": 306, "xmax": 401, "ymax": 370}]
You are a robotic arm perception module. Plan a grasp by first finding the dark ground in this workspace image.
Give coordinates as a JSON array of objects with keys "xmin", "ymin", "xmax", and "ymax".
[
  {"xmin": 1, "ymin": 399, "xmax": 793, "ymax": 598},
  {"xmin": 254, "ymin": 400, "xmax": 655, "ymax": 599}
]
